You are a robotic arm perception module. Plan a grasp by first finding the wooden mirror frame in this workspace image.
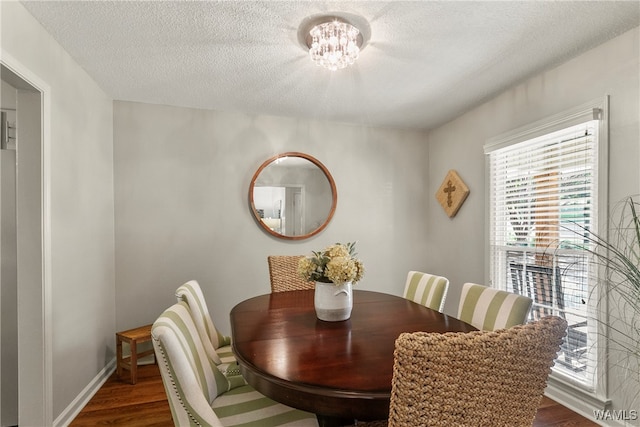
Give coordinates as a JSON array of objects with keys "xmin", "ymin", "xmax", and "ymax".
[{"xmin": 249, "ymin": 152, "xmax": 338, "ymax": 240}]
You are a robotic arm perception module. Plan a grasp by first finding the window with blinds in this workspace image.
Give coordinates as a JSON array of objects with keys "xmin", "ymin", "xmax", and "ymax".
[{"xmin": 485, "ymin": 115, "xmax": 600, "ymax": 388}]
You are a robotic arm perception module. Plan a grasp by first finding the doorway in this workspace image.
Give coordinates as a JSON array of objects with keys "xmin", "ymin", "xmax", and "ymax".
[
  {"xmin": 1, "ymin": 80, "xmax": 18, "ymax": 426},
  {"xmin": 1, "ymin": 62, "xmax": 50, "ymax": 426}
]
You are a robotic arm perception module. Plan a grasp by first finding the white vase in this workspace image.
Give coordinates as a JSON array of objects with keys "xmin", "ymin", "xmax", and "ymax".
[{"xmin": 314, "ymin": 281, "xmax": 353, "ymax": 321}]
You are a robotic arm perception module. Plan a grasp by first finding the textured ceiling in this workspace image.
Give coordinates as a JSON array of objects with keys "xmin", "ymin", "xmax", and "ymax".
[{"xmin": 21, "ymin": 1, "xmax": 640, "ymax": 131}]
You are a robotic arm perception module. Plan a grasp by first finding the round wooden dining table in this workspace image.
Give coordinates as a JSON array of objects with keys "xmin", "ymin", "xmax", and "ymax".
[{"xmin": 229, "ymin": 290, "xmax": 476, "ymax": 425}]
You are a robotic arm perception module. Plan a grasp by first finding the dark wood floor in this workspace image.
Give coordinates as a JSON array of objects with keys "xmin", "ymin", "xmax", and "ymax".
[{"xmin": 71, "ymin": 364, "xmax": 598, "ymax": 426}]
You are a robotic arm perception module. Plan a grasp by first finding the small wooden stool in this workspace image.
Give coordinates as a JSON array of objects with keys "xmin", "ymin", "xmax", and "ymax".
[{"xmin": 116, "ymin": 324, "xmax": 154, "ymax": 384}]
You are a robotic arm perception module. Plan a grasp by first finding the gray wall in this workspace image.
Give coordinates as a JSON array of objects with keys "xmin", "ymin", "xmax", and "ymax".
[
  {"xmin": 113, "ymin": 102, "xmax": 430, "ymax": 333},
  {"xmin": 1, "ymin": 2, "xmax": 115, "ymax": 423},
  {"xmin": 426, "ymin": 26, "xmax": 639, "ymax": 421}
]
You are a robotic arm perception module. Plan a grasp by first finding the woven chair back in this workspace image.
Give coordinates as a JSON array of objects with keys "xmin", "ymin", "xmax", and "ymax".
[
  {"xmin": 387, "ymin": 316, "xmax": 567, "ymax": 427},
  {"xmin": 268, "ymin": 255, "xmax": 315, "ymax": 293}
]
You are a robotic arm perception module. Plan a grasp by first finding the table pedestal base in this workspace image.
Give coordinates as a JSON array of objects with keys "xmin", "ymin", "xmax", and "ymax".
[{"xmin": 317, "ymin": 414, "xmax": 355, "ymax": 427}]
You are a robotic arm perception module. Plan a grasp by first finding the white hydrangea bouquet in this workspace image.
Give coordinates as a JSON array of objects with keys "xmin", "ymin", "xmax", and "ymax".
[{"xmin": 298, "ymin": 242, "xmax": 365, "ymax": 285}]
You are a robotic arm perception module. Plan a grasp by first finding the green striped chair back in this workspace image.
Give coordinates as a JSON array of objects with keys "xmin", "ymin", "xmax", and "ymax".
[
  {"xmin": 403, "ymin": 271, "xmax": 449, "ymax": 312},
  {"xmin": 152, "ymin": 301, "xmax": 318, "ymax": 427},
  {"xmin": 458, "ymin": 282, "xmax": 532, "ymax": 330},
  {"xmin": 152, "ymin": 301, "xmax": 236, "ymax": 426},
  {"xmin": 176, "ymin": 280, "xmax": 235, "ymax": 366}
]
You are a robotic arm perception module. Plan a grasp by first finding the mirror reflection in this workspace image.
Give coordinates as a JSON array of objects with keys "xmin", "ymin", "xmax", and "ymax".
[{"xmin": 249, "ymin": 152, "xmax": 337, "ymax": 240}]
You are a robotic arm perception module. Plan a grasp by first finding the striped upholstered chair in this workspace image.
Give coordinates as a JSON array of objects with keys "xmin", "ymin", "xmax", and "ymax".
[
  {"xmin": 402, "ymin": 271, "xmax": 450, "ymax": 312},
  {"xmin": 152, "ymin": 301, "xmax": 319, "ymax": 427},
  {"xmin": 457, "ymin": 282, "xmax": 533, "ymax": 330},
  {"xmin": 175, "ymin": 280, "xmax": 236, "ymax": 374}
]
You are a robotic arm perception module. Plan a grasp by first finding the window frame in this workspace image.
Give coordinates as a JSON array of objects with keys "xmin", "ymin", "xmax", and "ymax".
[{"xmin": 483, "ymin": 96, "xmax": 610, "ymax": 410}]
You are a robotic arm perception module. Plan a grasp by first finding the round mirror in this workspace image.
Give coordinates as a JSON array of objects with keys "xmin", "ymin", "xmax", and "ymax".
[{"xmin": 249, "ymin": 152, "xmax": 337, "ymax": 240}]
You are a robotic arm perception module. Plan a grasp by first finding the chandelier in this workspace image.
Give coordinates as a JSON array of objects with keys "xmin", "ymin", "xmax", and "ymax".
[{"xmin": 307, "ymin": 19, "xmax": 362, "ymax": 71}]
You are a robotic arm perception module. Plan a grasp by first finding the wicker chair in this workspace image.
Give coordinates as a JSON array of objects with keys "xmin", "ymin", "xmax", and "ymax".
[
  {"xmin": 152, "ymin": 301, "xmax": 319, "ymax": 427},
  {"xmin": 268, "ymin": 255, "xmax": 315, "ymax": 292},
  {"xmin": 402, "ymin": 271, "xmax": 449, "ymax": 312},
  {"xmin": 356, "ymin": 316, "xmax": 567, "ymax": 427}
]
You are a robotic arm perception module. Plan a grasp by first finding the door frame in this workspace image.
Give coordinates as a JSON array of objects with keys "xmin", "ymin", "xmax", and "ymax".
[{"xmin": 1, "ymin": 50, "xmax": 53, "ymax": 426}]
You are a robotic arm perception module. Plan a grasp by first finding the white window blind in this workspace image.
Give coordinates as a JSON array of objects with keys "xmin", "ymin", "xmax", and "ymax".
[{"xmin": 486, "ymin": 119, "xmax": 598, "ymax": 387}]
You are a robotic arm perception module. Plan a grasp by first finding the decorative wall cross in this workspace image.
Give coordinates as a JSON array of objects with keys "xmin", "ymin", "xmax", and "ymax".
[
  {"xmin": 436, "ymin": 170, "xmax": 470, "ymax": 218},
  {"xmin": 443, "ymin": 180, "xmax": 456, "ymax": 207}
]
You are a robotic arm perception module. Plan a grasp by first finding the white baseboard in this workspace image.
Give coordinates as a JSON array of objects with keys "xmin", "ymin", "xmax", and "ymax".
[
  {"xmin": 545, "ymin": 375, "xmax": 611, "ymax": 426},
  {"xmin": 53, "ymin": 358, "xmax": 116, "ymax": 427}
]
